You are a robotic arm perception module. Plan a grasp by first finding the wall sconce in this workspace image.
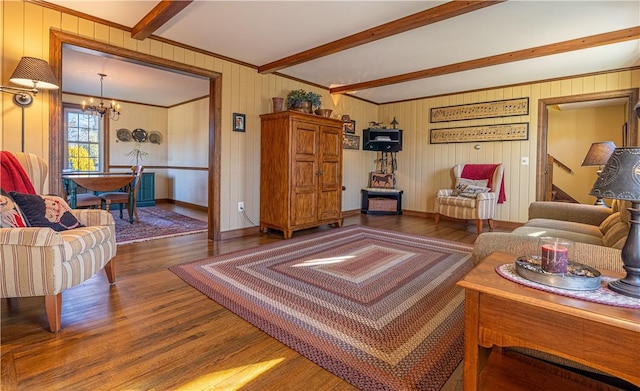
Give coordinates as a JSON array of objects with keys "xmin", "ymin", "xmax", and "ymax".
[
  {"xmin": 0, "ymin": 56, "xmax": 59, "ymax": 106},
  {"xmin": 0, "ymin": 57, "xmax": 59, "ymax": 151}
]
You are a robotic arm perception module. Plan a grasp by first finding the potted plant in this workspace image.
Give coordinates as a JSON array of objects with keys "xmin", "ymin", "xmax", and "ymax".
[
  {"xmin": 307, "ymin": 91, "xmax": 322, "ymax": 111},
  {"xmin": 287, "ymin": 89, "xmax": 322, "ymax": 114}
]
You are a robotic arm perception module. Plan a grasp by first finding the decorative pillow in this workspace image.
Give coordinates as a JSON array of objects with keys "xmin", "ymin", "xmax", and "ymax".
[
  {"xmin": 599, "ymin": 212, "xmax": 621, "ymax": 234},
  {"xmin": 451, "ymin": 182, "xmax": 467, "ymax": 196},
  {"xmin": 9, "ymin": 192, "xmax": 84, "ymax": 231},
  {"xmin": 0, "ymin": 189, "xmax": 28, "ymax": 228},
  {"xmin": 602, "ymin": 221, "xmax": 629, "ymax": 248},
  {"xmin": 458, "ymin": 185, "xmax": 490, "ymax": 198},
  {"xmin": 457, "ymin": 177, "xmax": 489, "ymax": 188}
]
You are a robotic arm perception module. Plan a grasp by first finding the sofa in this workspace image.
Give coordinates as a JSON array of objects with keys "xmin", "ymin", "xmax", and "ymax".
[
  {"xmin": 473, "ymin": 200, "xmax": 628, "ymax": 273},
  {"xmin": 0, "ymin": 151, "xmax": 117, "ymax": 332}
]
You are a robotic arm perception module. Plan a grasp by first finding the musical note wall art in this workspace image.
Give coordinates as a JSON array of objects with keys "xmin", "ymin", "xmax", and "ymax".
[
  {"xmin": 430, "ymin": 123, "xmax": 529, "ymax": 144},
  {"xmin": 430, "ymin": 98, "xmax": 529, "ymax": 123}
]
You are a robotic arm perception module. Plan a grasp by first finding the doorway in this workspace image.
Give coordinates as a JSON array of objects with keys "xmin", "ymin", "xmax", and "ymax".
[
  {"xmin": 536, "ymin": 89, "xmax": 639, "ymax": 202},
  {"xmin": 48, "ymin": 30, "xmax": 223, "ymax": 241}
]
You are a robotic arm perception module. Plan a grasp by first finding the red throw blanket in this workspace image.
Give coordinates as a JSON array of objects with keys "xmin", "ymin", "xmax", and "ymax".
[
  {"xmin": 0, "ymin": 151, "xmax": 36, "ymax": 194},
  {"xmin": 461, "ymin": 164, "xmax": 506, "ymax": 203}
]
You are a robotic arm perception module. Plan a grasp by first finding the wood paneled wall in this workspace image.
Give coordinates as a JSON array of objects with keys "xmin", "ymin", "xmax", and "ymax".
[
  {"xmin": 3, "ymin": 1, "xmax": 638, "ymax": 229},
  {"xmin": 378, "ymin": 70, "xmax": 640, "ymax": 223},
  {"xmin": 1, "ymin": 1, "xmax": 375, "ymax": 232}
]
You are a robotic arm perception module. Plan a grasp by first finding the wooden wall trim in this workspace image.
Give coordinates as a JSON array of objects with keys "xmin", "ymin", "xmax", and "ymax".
[
  {"xmin": 49, "ymin": 29, "xmax": 222, "ymax": 241},
  {"xmin": 536, "ymin": 88, "xmax": 639, "ymax": 201}
]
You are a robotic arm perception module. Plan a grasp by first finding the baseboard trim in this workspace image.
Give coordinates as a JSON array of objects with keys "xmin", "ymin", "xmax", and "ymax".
[
  {"xmin": 161, "ymin": 199, "xmax": 208, "ymax": 212},
  {"xmin": 220, "ymin": 226, "xmax": 261, "ymax": 241},
  {"xmin": 403, "ymin": 210, "xmax": 522, "ymax": 231}
]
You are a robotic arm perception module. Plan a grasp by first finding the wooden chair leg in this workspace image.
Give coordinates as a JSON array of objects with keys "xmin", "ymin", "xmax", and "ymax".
[
  {"xmin": 45, "ymin": 293, "xmax": 62, "ymax": 332},
  {"xmin": 476, "ymin": 219, "xmax": 483, "ymax": 234},
  {"xmin": 488, "ymin": 219, "xmax": 495, "ymax": 230},
  {"xmin": 434, "ymin": 213, "xmax": 440, "ymax": 227},
  {"xmin": 104, "ymin": 260, "xmax": 116, "ymax": 284}
]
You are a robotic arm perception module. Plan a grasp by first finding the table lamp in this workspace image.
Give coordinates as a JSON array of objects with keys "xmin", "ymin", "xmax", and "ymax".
[
  {"xmin": 581, "ymin": 141, "xmax": 616, "ymax": 206},
  {"xmin": 589, "ymin": 147, "xmax": 640, "ymax": 298}
]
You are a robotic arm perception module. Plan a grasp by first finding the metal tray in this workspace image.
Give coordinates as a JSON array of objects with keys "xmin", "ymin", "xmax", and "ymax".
[{"xmin": 515, "ymin": 255, "xmax": 601, "ymax": 291}]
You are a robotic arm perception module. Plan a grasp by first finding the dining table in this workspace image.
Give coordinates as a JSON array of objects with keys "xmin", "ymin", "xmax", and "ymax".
[{"xmin": 62, "ymin": 172, "xmax": 136, "ymax": 223}]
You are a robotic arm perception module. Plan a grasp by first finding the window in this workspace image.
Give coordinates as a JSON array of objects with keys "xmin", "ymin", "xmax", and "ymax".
[{"xmin": 64, "ymin": 105, "xmax": 104, "ymax": 171}]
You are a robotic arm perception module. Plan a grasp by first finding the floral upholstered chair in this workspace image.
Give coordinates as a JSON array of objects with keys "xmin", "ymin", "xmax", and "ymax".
[
  {"xmin": 434, "ymin": 163, "xmax": 505, "ymax": 234},
  {"xmin": 0, "ymin": 151, "xmax": 117, "ymax": 332}
]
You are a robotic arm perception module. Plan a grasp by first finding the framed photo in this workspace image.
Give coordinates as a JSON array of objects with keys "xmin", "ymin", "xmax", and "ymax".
[
  {"xmin": 233, "ymin": 113, "xmax": 246, "ymax": 132},
  {"xmin": 342, "ymin": 134, "xmax": 360, "ymax": 150},
  {"xmin": 343, "ymin": 120, "xmax": 355, "ymax": 134}
]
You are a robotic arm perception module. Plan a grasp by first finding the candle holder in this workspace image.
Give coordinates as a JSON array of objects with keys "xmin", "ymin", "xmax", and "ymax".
[{"xmin": 540, "ymin": 237, "xmax": 573, "ymax": 274}]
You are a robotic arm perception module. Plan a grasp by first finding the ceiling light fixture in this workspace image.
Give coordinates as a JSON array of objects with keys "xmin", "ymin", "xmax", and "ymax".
[{"xmin": 83, "ymin": 73, "xmax": 121, "ymax": 121}]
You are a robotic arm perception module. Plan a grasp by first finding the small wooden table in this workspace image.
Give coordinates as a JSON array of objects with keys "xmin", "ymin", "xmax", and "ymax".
[
  {"xmin": 63, "ymin": 173, "xmax": 135, "ymax": 222},
  {"xmin": 457, "ymin": 252, "xmax": 640, "ymax": 390}
]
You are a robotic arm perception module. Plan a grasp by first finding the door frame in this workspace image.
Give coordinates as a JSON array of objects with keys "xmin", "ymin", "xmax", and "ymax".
[
  {"xmin": 48, "ymin": 30, "xmax": 222, "ymax": 241},
  {"xmin": 536, "ymin": 88, "xmax": 639, "ymax": 201}
]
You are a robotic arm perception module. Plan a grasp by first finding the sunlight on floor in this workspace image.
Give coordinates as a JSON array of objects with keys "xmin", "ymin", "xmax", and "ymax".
[
  {"xmin": 292, "ymin": 255, "xmax": 355, "ymax": 267},
  {"xmin": 175, "ymin": 358, "xmax": 285, "ymax": 390}
]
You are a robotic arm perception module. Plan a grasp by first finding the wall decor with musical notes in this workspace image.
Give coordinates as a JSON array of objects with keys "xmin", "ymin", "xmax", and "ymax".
[
  {"xmin": 430, "ymin": 98, "xmax": 529, "ymax": 123},
  {"xmin": 430, "ymin": 123, "xmax": 529, "ymax": 144}
]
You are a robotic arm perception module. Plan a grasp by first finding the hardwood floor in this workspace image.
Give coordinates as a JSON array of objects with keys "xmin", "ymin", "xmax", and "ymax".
[{"xmin": 1, "ymin": 206, "xmax": 481, "ymax": 390}]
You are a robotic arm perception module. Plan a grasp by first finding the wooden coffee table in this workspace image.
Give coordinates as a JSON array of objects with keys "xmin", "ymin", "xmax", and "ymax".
[{"xmin": 457, "ymin": 252, "xmax": 640, "ymax": 390}]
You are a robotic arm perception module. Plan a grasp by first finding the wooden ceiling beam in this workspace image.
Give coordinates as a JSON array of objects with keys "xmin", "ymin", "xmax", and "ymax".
[
  {"xmin": 257, "ymin": 0, "xmax": 505, "ymax": 74},
  {"xmin": 132, "ymin": 0, "xmax": 193, "ymax": 41},
  {"xmin": 330, "ymin": 26, "xmax": 640, "ymax": 95}
]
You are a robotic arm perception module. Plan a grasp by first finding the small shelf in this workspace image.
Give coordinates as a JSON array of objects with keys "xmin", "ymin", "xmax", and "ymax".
[
  {"xmin": 361, "ymin": 188, "xmax": 403, "ymax": 215},
  {"xmin": 363, "ymin": 129, "xmax": 403, "ymax": 152}
]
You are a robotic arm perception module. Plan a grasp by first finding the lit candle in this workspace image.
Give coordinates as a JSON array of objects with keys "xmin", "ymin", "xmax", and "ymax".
[{"xmin": 541, "ymin": 243, "xmax": 569, "ymax": 273}]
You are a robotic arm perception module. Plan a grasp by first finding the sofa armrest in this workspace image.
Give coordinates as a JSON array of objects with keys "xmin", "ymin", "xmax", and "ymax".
[
  {"xmin": 528, "ymin": 202, "xmax": 612, "ymax": 226},
  {"xmin": 0, "ymin": 227, "xmax": 63, "ymax": 246},
  {"xmin": 0, "ymin": 227, "xmax": 63, "ymax": 297},
  {"xmin": 437, "ymin": 189, "xmax": 453, "ymax": 197},
  {"xmin": 473, "ymin": 232, "xmax": 624, "ymax": 273}
]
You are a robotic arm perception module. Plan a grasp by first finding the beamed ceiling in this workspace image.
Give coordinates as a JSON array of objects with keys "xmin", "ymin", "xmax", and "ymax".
[{"xmin": 40, "ymin": 0, "xmax": 640, "ymax": 107}]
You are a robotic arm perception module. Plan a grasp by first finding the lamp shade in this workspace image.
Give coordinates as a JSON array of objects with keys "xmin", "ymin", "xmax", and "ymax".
[
  {"xmin": 581, "ymin": 141, "xmax": 616, "ymax": 167},
  {"xmin": 590, "ymin": 147, "xmax": 640, "ymax": 201},
  {"xmin": 9, "ymin": 57, "xmax": 59, "ymax": 90}
]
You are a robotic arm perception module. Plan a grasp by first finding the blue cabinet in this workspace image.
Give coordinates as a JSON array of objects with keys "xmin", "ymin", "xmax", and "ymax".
[{"xmin": 137, "ymin": 172, "xmax": 155, "ymax": 207}]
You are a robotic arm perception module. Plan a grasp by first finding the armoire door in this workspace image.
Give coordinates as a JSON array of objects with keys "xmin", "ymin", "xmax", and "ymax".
[
  {"xmin": 291, "ymin": 120, "xmax": 318, "ymax": 226},
  {"xmin": 317, "ymin": 124, "xmax": 342, "ymax": 221}
]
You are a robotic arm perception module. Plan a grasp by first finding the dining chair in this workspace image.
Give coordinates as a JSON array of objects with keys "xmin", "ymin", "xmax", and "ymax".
[
  {"xmin": 99, "ymin": 166, "xmax": 143, "ymax": 223},
  {"xmin": 68, "ymin": 192, "xmax": 102, "ymax": 209}
]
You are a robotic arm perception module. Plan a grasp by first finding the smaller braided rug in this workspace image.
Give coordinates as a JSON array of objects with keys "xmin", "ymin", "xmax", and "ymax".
[{"xmin": 170, "ymin": 226, "xmax": 474, "ymax": 390}]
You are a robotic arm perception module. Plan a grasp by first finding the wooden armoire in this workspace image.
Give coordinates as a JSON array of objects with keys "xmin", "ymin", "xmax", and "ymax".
[{"xmin": 259, "ymin": 111, "xmax": 343, "ymax": 239}]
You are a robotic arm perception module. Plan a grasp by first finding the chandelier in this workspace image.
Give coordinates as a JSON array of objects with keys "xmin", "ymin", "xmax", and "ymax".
[{"xmin": 82, "ymin": 73, "xmax": 121, "ymax": 121}]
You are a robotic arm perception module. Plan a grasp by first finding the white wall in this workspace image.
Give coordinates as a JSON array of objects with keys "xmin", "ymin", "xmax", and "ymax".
[{"xmin": 167, "ymin": 97, "xmax": 209, "ymax": 207}]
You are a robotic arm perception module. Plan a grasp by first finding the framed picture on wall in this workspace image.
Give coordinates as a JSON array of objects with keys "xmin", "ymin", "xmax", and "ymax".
[
  {"xmin": 233, "ymin": 113, "xmax": 246, "ymax": 132},
  {"xmin": 343, "ymin": 120, "xmax": 355, "ymax": 134}
]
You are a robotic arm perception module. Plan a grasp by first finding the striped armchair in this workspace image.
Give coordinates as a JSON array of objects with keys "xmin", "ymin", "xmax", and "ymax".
[
  {"xmin": 434, "ymin": 163, "xmax": 505, "ymax": 234},
  {"xmin": 0, "ymin": 152, "xmax": 117, "ymax": 332}
]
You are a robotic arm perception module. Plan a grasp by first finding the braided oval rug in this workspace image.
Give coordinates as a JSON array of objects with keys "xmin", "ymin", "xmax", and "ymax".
[{"xmin": 170, "ymin": 225, "xmax": 474, "ymax": 390}]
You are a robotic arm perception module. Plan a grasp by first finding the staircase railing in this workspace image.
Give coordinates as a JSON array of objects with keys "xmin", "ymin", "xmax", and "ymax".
[{"xmin": 546, "ymin": 155, "xmax": 573, "ymax": 201}]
